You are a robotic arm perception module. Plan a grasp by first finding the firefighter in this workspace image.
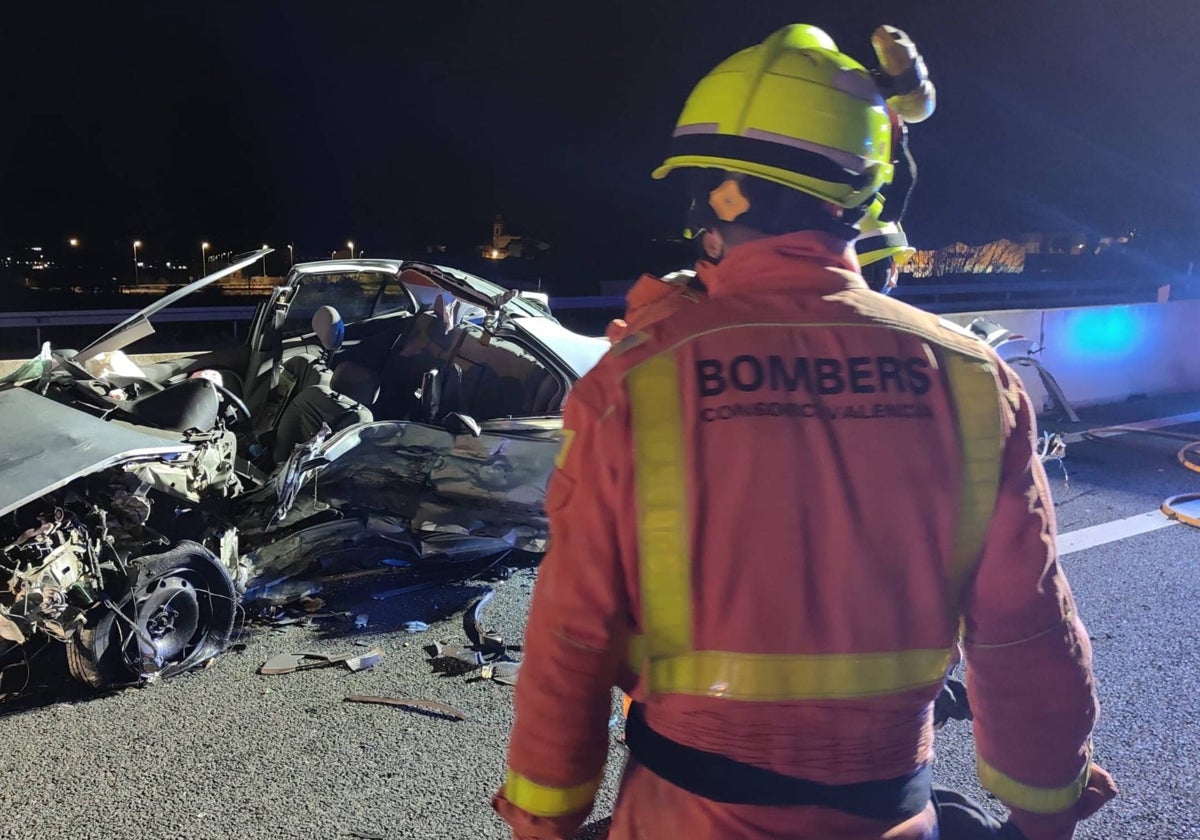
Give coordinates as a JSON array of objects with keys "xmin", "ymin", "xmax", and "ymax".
[{"xmin": 494, "ymin": 24, "xmax": 1115, "ymax": 840}]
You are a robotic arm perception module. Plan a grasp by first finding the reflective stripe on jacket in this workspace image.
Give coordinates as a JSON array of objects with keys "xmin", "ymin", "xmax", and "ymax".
[{"xmin": 494, "ymin": 231, "xmax": 1099, "ymax": 840}]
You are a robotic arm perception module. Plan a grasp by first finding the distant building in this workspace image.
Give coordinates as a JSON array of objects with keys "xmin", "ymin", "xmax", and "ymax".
[
  {"xmin": 480, "ymin": 215, "xmax": 549, "ymax": 260},
  {"xmin": 900, "ymin": 229, "xmax": 1135, "ymax": 277}
]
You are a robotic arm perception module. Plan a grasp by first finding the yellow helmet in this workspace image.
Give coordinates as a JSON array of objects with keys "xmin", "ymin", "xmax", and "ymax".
[
  {"xmin": 652, "ymin": 24, "xmax": 894, "ymax": 209},
  {"xmin": 855, "ymin": 197, "xmax": 915, "ymax": 267}
]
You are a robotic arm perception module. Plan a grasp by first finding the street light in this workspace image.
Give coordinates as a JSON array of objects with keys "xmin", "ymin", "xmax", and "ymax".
[
  {"xmin": 132, "ymin": 240, "xmax": 142, "ymax": 286},
  {"xmin": 200, "ymin": 241, "xmax": 210, "ymax": 276},
  {"xmin": 68, "ymin": 237, "xmax": 79, "ymax": 248},
  {"xmin": 287, "ymin": 243, "xmax": 294, "ymax": 266},
  {"xmin": 347, "ymin": 240, "xmax": 355, "ymax": 259},
  {"xmin": 261, "ymin": 245, "xmax": 269, "ymax": 286}
]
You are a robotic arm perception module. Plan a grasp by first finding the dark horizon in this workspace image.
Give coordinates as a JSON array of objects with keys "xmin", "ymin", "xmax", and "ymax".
[{"xmin": 4, "ymin": 1, "xmax": 1199, "ymax": 288}]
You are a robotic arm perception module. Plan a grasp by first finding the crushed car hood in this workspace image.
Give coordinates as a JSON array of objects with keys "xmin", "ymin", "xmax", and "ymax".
[{"xmin": 0, "ymin": 388, "xmax": 191, "ymax": 517}]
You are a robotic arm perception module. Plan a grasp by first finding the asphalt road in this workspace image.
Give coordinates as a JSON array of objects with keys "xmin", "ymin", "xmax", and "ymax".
[{"xmin": 1, "ymin": 396, "xmax": 1198, "ymax": 840}]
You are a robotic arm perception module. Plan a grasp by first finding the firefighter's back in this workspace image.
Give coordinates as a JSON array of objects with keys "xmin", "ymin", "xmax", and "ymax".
[{"xmin": 607, "ymin": 261, "xmax": 998, "ymax": 839}]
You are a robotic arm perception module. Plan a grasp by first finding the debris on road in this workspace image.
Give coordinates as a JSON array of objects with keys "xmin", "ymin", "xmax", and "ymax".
[
  {"xmin": 344, "ymin": 694, "xmax": 467, "ymax": 721},
  {"xmin": 426, "ymin": 642, "xmax": 486, "ymax": 675},
  {"xmin": 372, "ymin": 580, "xmax": 441, "ymax": 601},
  {"xmin": 402, "ymin": 621, "xmax": 430, "ymax": 633},
  {"xmin": 355, "ymin": 613, "xmax": 370, "ymax": 630},
  {"xmin": 463, "ymin": 589, "xmax": 506, "ymax": 657},
  {"xmin": 259, "ymin": 648, "xmax": 383, "ymax": 676},
  {"xmin": 344, "ymin": 648, "xmax": 386, "ymax": 672},
  {"xmin": 479, "ymin": 661, "xmax": 520, "ymax": 686},
  {"xmin": 423, "ymin": 590, "xmax": 523, "ymax": 681}
]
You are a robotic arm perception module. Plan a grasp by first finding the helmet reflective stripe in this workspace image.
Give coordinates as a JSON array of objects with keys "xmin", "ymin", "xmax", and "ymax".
[
  {"xmin": 664, "ymin": 131, "xmax": 877, "ymax": 190},
  {"xmin": 856, "ymin": 220, "xmax": 915, "ymax": 267},
  {"xmin": 742, "ymin": 128, "xmax": 878, "ymax": 176}
]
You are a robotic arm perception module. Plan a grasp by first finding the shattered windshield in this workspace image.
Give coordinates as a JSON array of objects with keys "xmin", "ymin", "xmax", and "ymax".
[
  {"xmin": 283, "ymin": 270, "xmax": 405, "ymax": 337},
  {"xmin": 0, "ymin": 343, "xmax": 53, "ymax": 387}
]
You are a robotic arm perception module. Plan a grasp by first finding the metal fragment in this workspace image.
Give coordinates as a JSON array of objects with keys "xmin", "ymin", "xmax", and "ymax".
[
  {"xmin": 344, "ymin": 647, "xmax": 385, "ymax": 672},
  {"xmin": 480, "ymin": 661, "xmax": 520, "ymax": 686},
  {"xmin": 463, "ymin": 590, "xmax": 495, "ymax": 647},
  {"xmin": 344, "ymin": 694, "xmax": 466, "ymax": 721}
]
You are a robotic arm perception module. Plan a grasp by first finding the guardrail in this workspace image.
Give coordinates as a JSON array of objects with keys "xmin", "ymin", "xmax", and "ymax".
[
  {"xmin": 892, "ymin": 274, "xmax": 1194, "ymax": 313},
  {"xmin": 0, "ymin": 306, "xmax": 258, "ymax": 345},
  {"xmin": 2, "ymin": 275, "xmax": 1195, "ymax": 346}
]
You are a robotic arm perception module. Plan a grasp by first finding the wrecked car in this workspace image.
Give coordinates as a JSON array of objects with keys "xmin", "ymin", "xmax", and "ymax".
[{"xmin": 1, "ymin": 249, "xmax": 608, "ymax": 692}]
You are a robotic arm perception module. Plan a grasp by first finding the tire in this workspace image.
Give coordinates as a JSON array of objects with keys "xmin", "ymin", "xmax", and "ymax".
[{"xmin": 73, "ymin": 541, "xmax": 236, "ymax": 688}]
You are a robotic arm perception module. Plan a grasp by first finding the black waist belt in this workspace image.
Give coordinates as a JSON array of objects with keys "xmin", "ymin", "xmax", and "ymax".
[{"xmin": 624, "ymin": 702, "xmax": 932, "ymax": 821}]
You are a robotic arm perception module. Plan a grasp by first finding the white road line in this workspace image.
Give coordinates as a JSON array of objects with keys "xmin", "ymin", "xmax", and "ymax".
[
  {"xmin": 1053, "ymin": 409, "xmax": 1200, "ymax": 554},
  {"xmin": 1060, "ymin": 410, "xmax": 1200, "ymax": 444},
  {"xmin": 1057, "ymin": 497, "xmax": 1200, "ymax": 556}
]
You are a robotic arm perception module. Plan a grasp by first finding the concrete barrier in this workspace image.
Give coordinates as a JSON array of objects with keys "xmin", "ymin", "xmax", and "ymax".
[
  {"xmin": 942, "ymin": 299, "xmax": 1200, "ymax": 410},
  {"xmin": 0, "ymin": 351, "xmax": 200, "ymax": 380},
  {"xmin": 3, "ymin": 299, "xmax": 1196, "ymax": 412}
]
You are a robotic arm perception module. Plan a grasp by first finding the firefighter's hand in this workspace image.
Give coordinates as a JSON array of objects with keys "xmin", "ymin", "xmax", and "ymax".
[{"xmin": 1007, "ymin": 763, "xmax": 1117, "ymax": 840}]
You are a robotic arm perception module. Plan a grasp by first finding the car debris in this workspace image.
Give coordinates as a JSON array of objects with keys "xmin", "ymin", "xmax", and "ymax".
[
  {"xmin": 479, "ymin": 661, "xmax": 520, "ymax": 686},
  {"xmin": 426, "ymin": 642, "xmax": 487, "ymax": 675},
  {"xmin": 355, "ymin": 613, "xmax": 370, "ymax": 630},
  {"xmin": 343, "ymin": 694, "xmax": 467, "ymax": 721},
  {"xmin": 425, "ymin": 590, "xmax": 522, "ymax": 681},
  {"xmin": 463, "ymin": 589, "xmax": 506, "ymax": 656},
  {"xmin": 1038, "ymin": 430, "xmax": 1069, "ymax": 487},
  {"xmin": 344, "ymin": 647, "xmax": 386, "ymax": 672},
  {"xmin": 259, "ymin": 647, "xmax": 384, "ymax": 675},
  {"xmin": 402, "ymin": 621, "xmax": 430, "ymax": 633}
]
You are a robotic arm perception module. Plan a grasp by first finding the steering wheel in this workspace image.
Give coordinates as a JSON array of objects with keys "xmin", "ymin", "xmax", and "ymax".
[{"xmin": 212, "ymin": 382, "xmax": 252, "ymax": 427}]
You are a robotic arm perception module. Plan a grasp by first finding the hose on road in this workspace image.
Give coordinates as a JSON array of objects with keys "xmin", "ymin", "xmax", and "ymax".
[{"xmin": 1082, "ymin": 427, "xmax": 1200, "ymax": 529}]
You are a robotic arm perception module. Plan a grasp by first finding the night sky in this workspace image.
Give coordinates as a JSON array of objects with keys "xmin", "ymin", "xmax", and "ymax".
[{"xmin": 3, "ymin": 1, "xmax": 1198, "ymax": 285}]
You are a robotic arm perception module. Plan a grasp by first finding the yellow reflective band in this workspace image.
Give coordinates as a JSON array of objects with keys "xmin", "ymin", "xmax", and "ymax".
[
  {"xmin": 555, "ymin": 428, "xmax": 576, "ymax": 469},
  {"xmin": 502, "ymin": 769, "xmax": 601, "ymax": 818},
  {"xmin": 628, "ymin": 354, "xmax": 693, "ymax": 658},
  {"xmin": 627, "ymin": 633, "xmax": 646, "ymax": 670},
  {"xmin": 976, "ymin": 754, "xmax": 1089, "ymax": 815},
  {"xmin": 642, "ymin": 647, "xmax": 954, "ymax": 701},
  {"xmin": 943, "ymin": 353, "xmax": 1003, "ymax": 608}
]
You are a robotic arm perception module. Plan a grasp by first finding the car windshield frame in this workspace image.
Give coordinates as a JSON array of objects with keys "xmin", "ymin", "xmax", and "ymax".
[
  {"xmin": 74, "ymin": 248, "xmax": 271, "ymax": 363},
  {"xmin": 431, "ymin": 265, "xmax": 549, "ymax": 319}
]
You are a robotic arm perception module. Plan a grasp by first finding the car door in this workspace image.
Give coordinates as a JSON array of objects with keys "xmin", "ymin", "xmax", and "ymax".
[{"xmin": 243, "ymin": 265, "xmax": 418, "ymax": 402}]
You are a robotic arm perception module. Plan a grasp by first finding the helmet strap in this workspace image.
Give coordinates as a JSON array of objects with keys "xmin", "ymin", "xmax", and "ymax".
[
  {"xmin": 684, "ymin": 170, "xmax": 864, "ymax": 247},
  {"xmin": 880, "ymin": 123, "xmax": 917, "ymax": 225}
]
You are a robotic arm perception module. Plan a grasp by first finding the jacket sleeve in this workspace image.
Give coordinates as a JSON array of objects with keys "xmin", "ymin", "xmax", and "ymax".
[
  {"xmin": 962, "ymin": 360, "xmax": 1113, "ymax": 840},
  {"xmin": 493, "ymin": 378, "xmax": 631, "ymax": 840}
]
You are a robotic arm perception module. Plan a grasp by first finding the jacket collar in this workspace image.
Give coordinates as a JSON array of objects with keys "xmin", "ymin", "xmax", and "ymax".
[{"xmin": 700, "ymin": 231, "xmax": 866, "ymax": 298}]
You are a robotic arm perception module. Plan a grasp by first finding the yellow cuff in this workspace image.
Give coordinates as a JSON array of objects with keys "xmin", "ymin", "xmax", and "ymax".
[
  {"xmin": 977, "ymin": 752, "xmax": 1090, "ymax": 815},
  {"xmin": 502, "ymin": 769, "xmax": 601, "ymax": 818}
]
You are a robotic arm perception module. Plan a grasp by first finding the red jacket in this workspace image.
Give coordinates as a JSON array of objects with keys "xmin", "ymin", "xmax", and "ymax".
[
  {"xmin": 605, "ymin": 272, "xmax": 704, "ymax": 343},
  {"xmin": 495, "ymin": 232, "xmax": 1109, "ymax": 839}
]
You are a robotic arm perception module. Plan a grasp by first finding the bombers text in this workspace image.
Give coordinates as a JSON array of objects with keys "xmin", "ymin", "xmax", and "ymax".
[{"xmin": 695, "ymin": 354, "xmax": 932, "ymax": 398}]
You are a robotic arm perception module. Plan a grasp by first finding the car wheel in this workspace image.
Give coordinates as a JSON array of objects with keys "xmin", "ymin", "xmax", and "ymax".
[{"xmin": 70, "ymin": 541, "xmax": 236, "ymax": 688}]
